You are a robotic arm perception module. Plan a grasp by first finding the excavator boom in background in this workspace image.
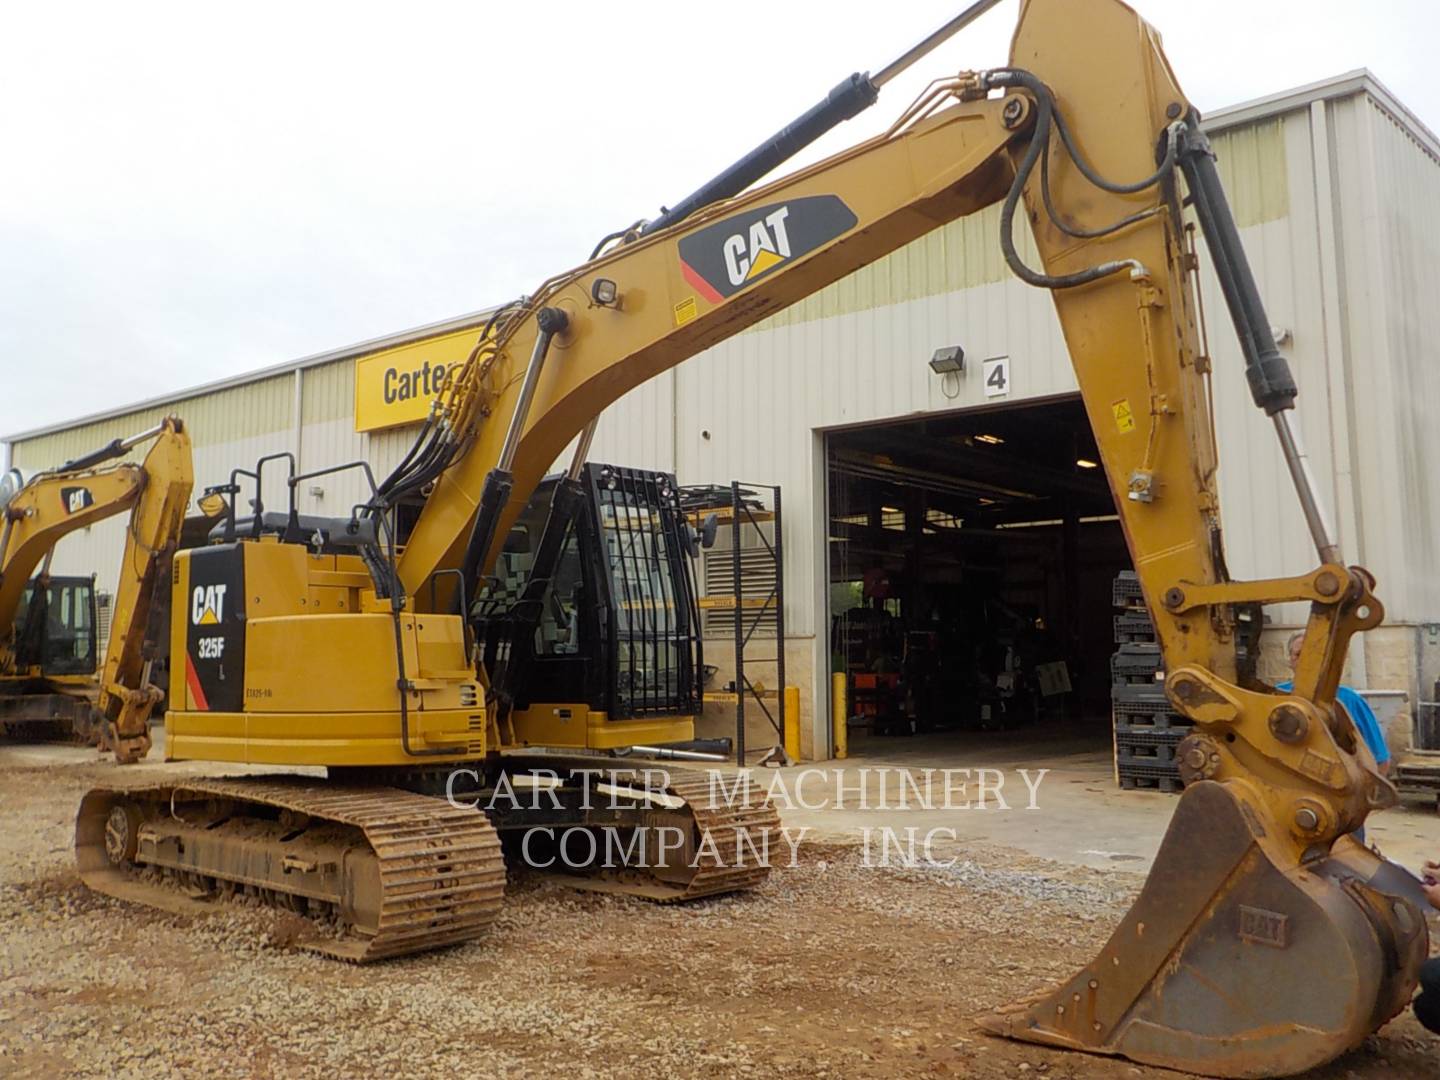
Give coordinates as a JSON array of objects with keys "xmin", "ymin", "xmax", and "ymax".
[
  {"xmin": 73, "ymin": 1, "xmax": 1423, "ymax": 1075},
  {"xmin": 0, "ymin": 418, "xmax": 192, "ymax": 760}
]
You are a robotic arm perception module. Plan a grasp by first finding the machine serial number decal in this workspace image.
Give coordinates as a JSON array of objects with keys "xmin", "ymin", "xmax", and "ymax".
[{"xmin": 677, "ymin": 195, "xmax": 857, "ymax": 302}]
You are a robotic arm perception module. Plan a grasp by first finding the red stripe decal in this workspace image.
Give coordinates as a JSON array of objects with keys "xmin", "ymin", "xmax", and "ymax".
[
  {"xmin": 185, "ymin": 653, "xmax": 210, "ymax": 711},
  {"xmin": 680, "ymin": 259, "xmax": 723, "ymax": 305}
]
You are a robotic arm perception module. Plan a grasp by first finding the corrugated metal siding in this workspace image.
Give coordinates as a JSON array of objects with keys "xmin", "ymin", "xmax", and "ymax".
[
  {"xmin": 11, "ymin": 373, "xmax": 294, "ymax": 470},
  {"xmin": 1325, "ymin": 94, "xmax": 1400, "ymax": 611},
  {"xmin": 588, "ymin": 370, "xmax": 676, "ymax": 474},
  {"xmin": 1211, "ymin": 121, "xmax": 1290, "ymax": 228},
  {"xmin": 297, "ymin": 358, "xmax": 368, "ymax": 514},
  {"xmin": 1335, "ymin": 95, "xmax": 1440, "ymax": 622},
  {"xmin": 301, "ymin": 357, "xmax": 356, "ymax": 426}
]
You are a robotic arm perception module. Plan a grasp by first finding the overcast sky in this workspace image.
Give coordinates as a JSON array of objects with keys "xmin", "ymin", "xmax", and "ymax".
[{"xmin": 3, "ymin": 0, "xmax": 1436, "ymax": 443}]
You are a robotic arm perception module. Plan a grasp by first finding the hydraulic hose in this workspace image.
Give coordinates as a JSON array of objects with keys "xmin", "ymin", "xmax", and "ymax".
[{"xmin": 987, "ymin": 69, "xmax": 1147, "ymax": 290}]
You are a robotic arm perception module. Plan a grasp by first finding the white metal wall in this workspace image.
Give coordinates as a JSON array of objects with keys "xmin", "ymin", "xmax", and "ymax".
[{"xmin": 1323, "ymin": 94, "xmax": 1440, "ymax": 623}]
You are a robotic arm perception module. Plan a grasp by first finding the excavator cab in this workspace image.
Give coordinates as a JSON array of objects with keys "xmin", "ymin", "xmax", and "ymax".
[
  {"xmin": 476, "ymin": 463, "xmax": 704, "ymax": 748},
  {"xmin": 2, "ymin": 574, "xmax": 101, "ymax": 739},
  {"xmin": 13, "ymin": 575, "xmax": 98, "ymax": 678}
]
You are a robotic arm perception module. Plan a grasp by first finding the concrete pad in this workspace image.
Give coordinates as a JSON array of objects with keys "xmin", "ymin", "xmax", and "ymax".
[{"xmin": 761, "ymin": 728, "xmax": 1440, "ymax": 876}]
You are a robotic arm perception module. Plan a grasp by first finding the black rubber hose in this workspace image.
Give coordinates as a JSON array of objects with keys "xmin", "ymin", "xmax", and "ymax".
[
  {"xmin": 376, "ymin": 415, "xmax": 436, "ymax": 499},
  {"xmin": 1050, "ymin": 101, "xmax": 1179, "ymax": 194},
  {"xmin": 992, "ymin": 72, "xmax": 1141, "ymax": 291},
  {"xmin": 1038, "ymin": 120, "xmax": 1178, "ymax": 240},
  {"xmin": 383, "ymin": 432, "xmax": 450, "ymax": 498}
]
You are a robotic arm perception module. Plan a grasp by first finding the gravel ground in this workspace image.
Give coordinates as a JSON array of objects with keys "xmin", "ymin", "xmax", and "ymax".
[{"xmin": 1, "ymin": 757, "xmax": 1436, "ymax": 1079}]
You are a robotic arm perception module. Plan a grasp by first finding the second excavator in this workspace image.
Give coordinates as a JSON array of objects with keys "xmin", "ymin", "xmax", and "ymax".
[
  {"xmin": 73, "ymin": 1, "xmax": 1424, "ymax": 1075},
  {"xmin": 1, "ymin": 419, "xmax": 192, "ymax": 760}
]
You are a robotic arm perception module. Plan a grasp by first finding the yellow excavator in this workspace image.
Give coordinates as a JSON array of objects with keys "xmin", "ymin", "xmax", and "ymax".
[
  {"xmin": 1, "ymin": 419, "xmax": 193, "ymax": 761},
  {"xmin": 72, "ymin": 0, "xmax": 1424, "ymax": 1074}
]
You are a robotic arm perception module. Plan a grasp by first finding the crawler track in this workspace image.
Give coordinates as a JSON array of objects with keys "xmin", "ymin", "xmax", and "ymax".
[
  {"xmin": 75, "ymin": 761, "xmax": 777, "ymax": 961},
  {"xmin": 648, "ymin": 766, "xmax": 783, "ymax": 899},
  {"xmin": 76, "ymin": 776, "xmax": 506, "ymax": 962}
]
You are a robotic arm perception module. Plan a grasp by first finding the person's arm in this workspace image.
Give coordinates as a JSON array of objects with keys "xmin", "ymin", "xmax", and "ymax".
[{"xmin": 1337, "ymin": 688, "xmax": 1391, "ymax": 771}]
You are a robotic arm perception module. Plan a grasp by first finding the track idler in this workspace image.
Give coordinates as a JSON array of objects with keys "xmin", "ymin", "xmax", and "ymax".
[{"xmin": 980, "ymin": 780, "xmax": 1427, "ymax": 1078}]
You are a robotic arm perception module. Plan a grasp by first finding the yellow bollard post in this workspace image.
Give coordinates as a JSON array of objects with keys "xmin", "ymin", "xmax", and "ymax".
[
  {"xmin": 832, "ymin": 672, "xmax": 848, "ymax": 760},
  {"xmin": 784, "ymin": 686, "xmax": 802, "ymax": 762}
]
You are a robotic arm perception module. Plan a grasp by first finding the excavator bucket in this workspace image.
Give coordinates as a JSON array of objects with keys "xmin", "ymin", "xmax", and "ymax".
[{"xmin": 980, "ymin": 780, "xmax": 1427, "ymax": 1077}]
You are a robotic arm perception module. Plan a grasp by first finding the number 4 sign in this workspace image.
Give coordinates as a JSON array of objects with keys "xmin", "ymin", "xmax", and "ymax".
[{"xmin": 982, "ymin": 356, "xmax": 1010, "ymax": 398}]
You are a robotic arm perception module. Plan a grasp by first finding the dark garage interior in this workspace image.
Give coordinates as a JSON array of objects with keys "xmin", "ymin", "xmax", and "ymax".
[{"xmin": 828, "ymin": 394, "xmax": 1132, "ymax": 750}]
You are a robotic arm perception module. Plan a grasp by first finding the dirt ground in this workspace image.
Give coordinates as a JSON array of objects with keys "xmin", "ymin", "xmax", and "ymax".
[{"xmin": 1, "ymin": 755, "xmax": 1436, "ymax": 1079}]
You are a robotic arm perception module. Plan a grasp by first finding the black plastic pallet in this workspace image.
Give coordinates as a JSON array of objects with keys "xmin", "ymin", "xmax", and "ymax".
[
  {"xmin": 1118, "ymin": 756, "xmax": 1182, "ymax": 777},
  {"xmin": 1114, "ymin": 724, "xmax": 1187, "ymax": 747},
  {"xmin": 1112, "ymin": 695, "xmax": 1191, "ymax": 730},
  {"xmin": 1117, "ymin": 740, "xmax": 1182, "ymax": 765},
  {"xmin": 1113, "ymin": 610, "xmax": 1156, "ymax": 644},
  {"xmin": 1112, "ymin": 571, "xmax": 1144, "ymax": 609},
  {"xmin": 1118, "ymin": 772, "xmax": 1184, "ymax": 794},
  {"xmin": 1112, "ymin": 682, "xmax": 1171, "ymax": 704},
  {"xmin": 1111, "ymin": 644, "xmax": 1164, "ymax": 685}
]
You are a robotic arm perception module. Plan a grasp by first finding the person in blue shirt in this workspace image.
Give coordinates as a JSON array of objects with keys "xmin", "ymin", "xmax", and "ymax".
[
  {"xmin": 1278, "ymin": 630, "xmax": 1390, "ymax": 847},
  {"xmin": 1277, "ymin": 631, "xmax": 1391, "ymax": 776}
]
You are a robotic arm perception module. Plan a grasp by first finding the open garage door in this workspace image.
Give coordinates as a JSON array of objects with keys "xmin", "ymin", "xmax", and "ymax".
[{"xmin": 826, "ymin": 394, "xmax": 1128, "ymax": 754}]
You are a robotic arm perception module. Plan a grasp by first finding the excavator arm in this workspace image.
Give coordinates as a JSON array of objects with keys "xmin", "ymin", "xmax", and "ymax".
[
  {"xmin": 359, "ymin": 0, "xmax": 1422, "ymax": 1073},
  {"xmin": 0, "ymin": 418, "xmax": 193, "ymax": 761}
]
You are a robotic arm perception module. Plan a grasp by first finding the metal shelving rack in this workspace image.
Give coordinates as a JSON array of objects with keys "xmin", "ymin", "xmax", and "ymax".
[{"xmin": 683, "ymin": 481, "xmax": 787, "ymax": 766}]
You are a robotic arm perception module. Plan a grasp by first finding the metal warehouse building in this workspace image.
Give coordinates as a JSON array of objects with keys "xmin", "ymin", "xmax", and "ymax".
[{"xmin": 7, "ymin": 72, "xmax": 1440, "ymax": 762}]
